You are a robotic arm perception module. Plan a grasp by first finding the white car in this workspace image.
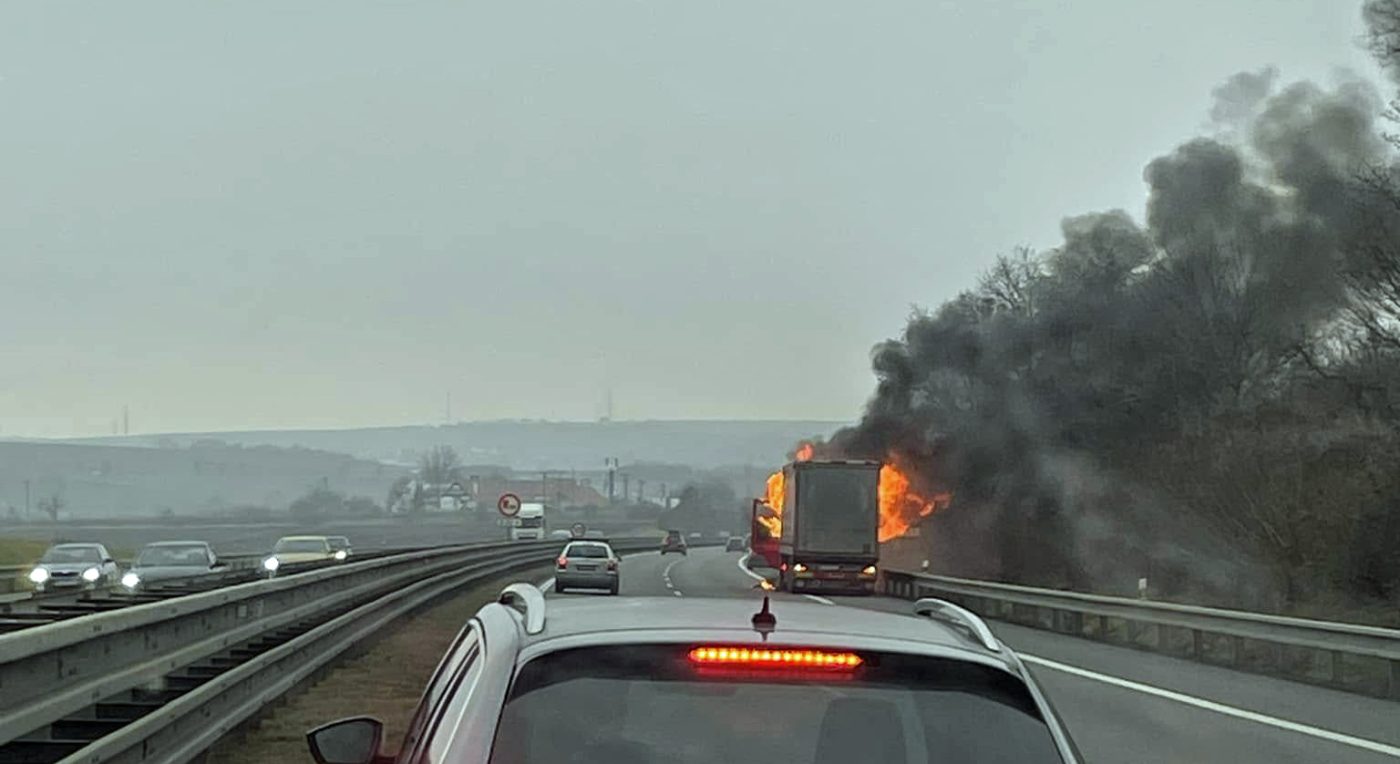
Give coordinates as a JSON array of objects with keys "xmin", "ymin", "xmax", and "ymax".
[{"xmin": 28, "ymin": 543, "xmax": 120, "ymax": 592}]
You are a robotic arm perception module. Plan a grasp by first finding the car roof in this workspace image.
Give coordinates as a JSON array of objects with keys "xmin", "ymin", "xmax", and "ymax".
[
  {"xmin": 563, "ymin": 540, "xmax": 611, "ymax": 549},
  {"xmin": 277, "ymin": 535, "xmax": 328, "ymax": 541},
  {"xmin": 50, "ymin": 543, "xmax": 103, "ymax": 549},
  {"xmin": 142, "ymin": 540, "xmax": 210, "ymax": 547},
  {"xmin": 513, "ymin": 597, "xmax": 1003, "ymax": 663}
]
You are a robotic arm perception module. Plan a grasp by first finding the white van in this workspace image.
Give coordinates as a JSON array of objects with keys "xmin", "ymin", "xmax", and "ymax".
[{"xmin": 510, "ymin": 503, "xmax": 546, "ymax": 541}]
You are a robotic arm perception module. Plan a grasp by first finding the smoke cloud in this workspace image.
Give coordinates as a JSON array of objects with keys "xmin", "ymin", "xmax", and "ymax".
[{"xmin": 812, "ymin": 61, "xmax": 1396, "ymax": 604}]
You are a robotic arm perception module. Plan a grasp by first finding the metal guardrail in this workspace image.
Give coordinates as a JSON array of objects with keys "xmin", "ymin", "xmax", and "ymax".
[
  {"xmin": 0, "ymin": 537, "xmax": 656, "ymax": 763},
  {"xmin": 881, "ymin": 569, "xmax": 1400, "ymax": 700},
  {"xmin": 0, "ymin": 565, "xmax": 23, "ymax": 595}
]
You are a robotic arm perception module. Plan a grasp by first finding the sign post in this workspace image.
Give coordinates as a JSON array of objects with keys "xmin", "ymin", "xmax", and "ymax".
[{"xmin": 498, "ymin": 493, "xmax": 522, "ymax": 541}]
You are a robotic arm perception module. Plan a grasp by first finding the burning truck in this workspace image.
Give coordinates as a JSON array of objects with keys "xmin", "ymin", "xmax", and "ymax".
[{"xmin": 751, "ymin": 446, "xmax": 949, "ymax": 594}]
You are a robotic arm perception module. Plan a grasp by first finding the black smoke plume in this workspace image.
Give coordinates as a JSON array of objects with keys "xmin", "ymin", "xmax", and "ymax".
[{"xmin": 811, "ymin": 33, "xmax": 1399, "ymax": 606}]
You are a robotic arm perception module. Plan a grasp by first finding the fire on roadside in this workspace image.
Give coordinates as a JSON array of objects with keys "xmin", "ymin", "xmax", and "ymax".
[{"xmin": 759, "ymin": 457, "xmax": 950, "ymax": 543}]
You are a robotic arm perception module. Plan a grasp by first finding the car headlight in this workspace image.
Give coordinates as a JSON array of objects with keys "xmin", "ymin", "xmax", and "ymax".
[
  {"xmin": 333, "ymin": 550, "xmax": 347, "ymax": 561},
  {"xmin": 862, "ymin": 565, "xmax": 878, "ymax": 576},
  {"xmin": 28, "ymin": 567, "xmax": 49, "ymax": 584},
  {"xmin": 262, "ymin": 557, "xmax": 279, "ymax": 572},
  {"xmin": 793, "ymin": 563, "xmax": 808, "ymax": 574},
  {"xmin": 82, "ymin": 567, "xmax": 102, "ymax": 582},
  {"xmin": 121, "ymin": 572, "xmax": 141, "ymax": 589}
]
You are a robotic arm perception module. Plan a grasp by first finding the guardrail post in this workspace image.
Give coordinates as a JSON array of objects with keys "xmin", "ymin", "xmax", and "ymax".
[
  {"xmin": 1190, "ymin": 629, "xmax": 1203, "ymax": 659},
  {"xmin": 1389, "ymin": 660, "xmax": 1400, "ymax": 700},
  {"xmin": 1329, "ymin": 650, "xmax": 1343, "ymax": 686},
  {"xmin": 1231, "ymin": 636, "xmax": 1244, "ymax": 667}
]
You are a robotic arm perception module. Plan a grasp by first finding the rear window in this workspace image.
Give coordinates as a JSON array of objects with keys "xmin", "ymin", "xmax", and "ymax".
[
  {"xmin": 565, "ymin": 544, "xmax": 610, "ymax": 558},
  {"xmin": 489, "ymin": 645, "xmax": 1063, "ymax": 764}
]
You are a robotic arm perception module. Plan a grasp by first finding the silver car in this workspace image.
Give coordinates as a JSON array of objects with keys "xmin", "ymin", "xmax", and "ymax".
[
  {"xmin": 27, "ymin": 543, "xmax": 119, "ymax": 592},
  {"xmin": 307, "ymin": 589, "xmax": 1083, "ymax": 763},
  {"xmin": 553, "ymin": 541, "xmax": 619, "ymax": 595}
]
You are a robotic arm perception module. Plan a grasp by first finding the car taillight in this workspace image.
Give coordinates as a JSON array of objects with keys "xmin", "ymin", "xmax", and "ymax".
[
  {"xmin": 606, "ymin": 559, "xmax": 618, "ymax": 571},
  {"xmin": 556, "ymin": 556, "xmax": 568, "ymax": 568},
  {"xmin": 688, "ymin": 646, "xmax": 862, "ymax": 670}
]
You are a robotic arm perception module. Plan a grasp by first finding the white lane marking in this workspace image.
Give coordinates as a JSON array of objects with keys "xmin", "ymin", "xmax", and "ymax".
[
  {"xmin": 537, "ymin": 578, "xmax": 554, "ymax": 592},
  {"xmin": 736, "ymin": 552, "xmax": 768, "ymax": 583},
  {"xmin": 1021, "ymin": 654, "xmax": 1400, "ymax": 758},
  {"xmin": 802, "ymin": 594, "xmax": 834, "ymax": 605},
  {"xmin": 663, "ymin": 557, "xmax": 683, "ymax": 593}
]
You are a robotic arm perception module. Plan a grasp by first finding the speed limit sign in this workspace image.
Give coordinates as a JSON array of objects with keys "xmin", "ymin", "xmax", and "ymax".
[
  {"xmin": 497, "ymin": 493, "xmax": 522, "ymax": 517},
  {"xmin": 570, "ymin": 522, "xmax": 587, "ymax": 538}
]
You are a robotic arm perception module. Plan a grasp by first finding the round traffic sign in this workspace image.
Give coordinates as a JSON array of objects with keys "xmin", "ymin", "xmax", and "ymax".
[
  {"xmin": 497, "ymin": 493, "xmax": 522, "ymax": 517},
  {"xmin": 570, "ymin": 522, "xmax": 587, "ymax": 538}
]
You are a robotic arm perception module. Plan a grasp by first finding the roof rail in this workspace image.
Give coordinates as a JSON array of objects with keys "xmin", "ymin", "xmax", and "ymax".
[
  {"xmin": 499, "ymin": 583, "xmax": 547, "ymax": 635},
  {"xmin": 914, "ymin": 598, "xmax": 1000, "ymax": 652}
]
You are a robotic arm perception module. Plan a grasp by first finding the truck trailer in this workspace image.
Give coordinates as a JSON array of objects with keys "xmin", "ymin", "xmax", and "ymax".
[{"xmin": 776, "ymin": 460, "xmax": 881, "ymax": 594}]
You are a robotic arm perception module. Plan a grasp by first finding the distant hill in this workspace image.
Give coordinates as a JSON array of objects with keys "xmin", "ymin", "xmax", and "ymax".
[
  {"xmin": 63, "ymin": 420, "xmax": 846, "ymax": 470},
  {"xmin": 0, "ymin": 440, "xmax": 405, "ymax": 520}
]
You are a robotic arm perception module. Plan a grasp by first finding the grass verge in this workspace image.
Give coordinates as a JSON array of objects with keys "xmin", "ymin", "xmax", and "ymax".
[{"xmin": 204, "ymin": 567, "xmax": 547, "ymax": 764}]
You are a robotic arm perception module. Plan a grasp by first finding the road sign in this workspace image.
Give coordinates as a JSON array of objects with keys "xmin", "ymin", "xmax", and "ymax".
[
  {"xmin": 497, "ymin": 493, "xmax": 522, "ymax": 517},
  {"xmin": 570, "ymin": 522, "xmax": 587, "ymax": 538}
]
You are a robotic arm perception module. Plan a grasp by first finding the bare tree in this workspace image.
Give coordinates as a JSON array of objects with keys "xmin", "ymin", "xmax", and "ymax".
[
  {"xmin": 37, "ymin": 494, "xmax": 64, "ymax": 522},
  {"xmin": 417, "ymin": 445, "xmax": 463, "ymax": 486}
]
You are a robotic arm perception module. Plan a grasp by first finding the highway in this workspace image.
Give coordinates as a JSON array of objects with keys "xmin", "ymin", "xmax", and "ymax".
[{"xmin": 545, "ymin": 546, "xmax": 1400, "ymax": 764}]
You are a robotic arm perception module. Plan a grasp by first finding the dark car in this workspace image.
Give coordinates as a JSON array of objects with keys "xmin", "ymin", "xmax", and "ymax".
[
  {"xmin": 306, "ymin": 588, "xmax": 1082, "ymax": 764},
  {"xmin": 660, "ymin": 529, "xmax": 688, "ymax": 555},
  {"xmin": 553, "ymin": 541, "xmax": 619, "ymax": 595},
  {"xmin": 121, "ymin": 540, "xmax": 222, "ymax": 590},
  {"xmin": 724, "ymin": 536, "xmax": 747, "ymax": 552},
  {"xmin": 328, "ymin": 536, "xmax": 353, "ymax": 561}
]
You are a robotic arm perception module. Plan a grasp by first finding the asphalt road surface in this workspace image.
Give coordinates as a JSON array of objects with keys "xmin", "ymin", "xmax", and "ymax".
[{"xmin": 544, "ymin": 547, "xmax": 1400, "ymax": 764}]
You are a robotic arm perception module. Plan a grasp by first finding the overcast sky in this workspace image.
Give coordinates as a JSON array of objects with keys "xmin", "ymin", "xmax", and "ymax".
[{"xmin": 0, "ymin": 1, "xmax": 1386, "ymax": 437}]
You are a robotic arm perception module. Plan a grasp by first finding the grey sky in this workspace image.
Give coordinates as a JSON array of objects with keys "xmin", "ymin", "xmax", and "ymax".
[{"xmin": 0, "ymin": 1, "xmax": 1385, "ymax": 436}]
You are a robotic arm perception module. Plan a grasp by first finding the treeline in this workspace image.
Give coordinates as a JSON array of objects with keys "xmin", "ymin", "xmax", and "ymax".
[{"xmin": 829, "ymin": 1, "xmax": 1400, "ymax": 618}]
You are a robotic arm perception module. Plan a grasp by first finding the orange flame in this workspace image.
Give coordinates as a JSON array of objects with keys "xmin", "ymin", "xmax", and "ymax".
[
  {"xmin": 795, "ymin": 443, "xmax": 814, "ymax": 461},
  {"xmin": 758, "ymin": 469, "xmax": 785, "ymax": 538},
  {"xmin": 877, "ymin": 462, "xmax": 950, "ymax": 542},
  {"xmin": 759, "ymin": 458, "xmax": 950, "ymax": 543}
]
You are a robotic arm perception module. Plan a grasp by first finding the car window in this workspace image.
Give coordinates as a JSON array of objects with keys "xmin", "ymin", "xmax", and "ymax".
[
  {"xmin": 563, "ymin": 544, "xmax": 609, "ymax": 558},
  {"xmin": 40, "ymin": 546, "xmax": 102, "ymax": 564},
  {"xmin": 136, "ymin": 545, "xmax": 210, "ymax": 566},
  {"xmin": 490, "ymin": 646, "xmax": 1061, "ymax": 764},
  {"xmin": 274, "ymin": 539, "xmax": 328, "ymax": 553},
  {"xmin": 400, "ymin": 623, "xmax": 482, "ymax": 761}
]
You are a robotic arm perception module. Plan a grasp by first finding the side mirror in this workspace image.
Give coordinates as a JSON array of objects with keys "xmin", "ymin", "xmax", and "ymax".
[
  {"xmin": 307, "ymin": 717, "xmax": 385, "ymax": 764},
  {"xmin": 103, "ymin": 558, "xmax": 115, "ymax": 565}
]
